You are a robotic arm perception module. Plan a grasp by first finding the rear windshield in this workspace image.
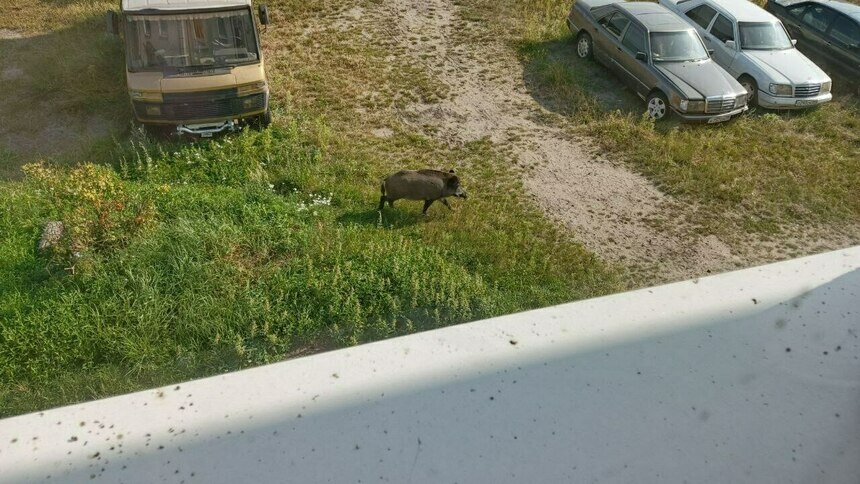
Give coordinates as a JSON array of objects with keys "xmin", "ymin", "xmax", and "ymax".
[
  {"xmin": 125, "ymin": 8, "xmax": 259, "ymax": 72},
  {"xmin": 739, "ymin": 22, "xmax": 793, "ymax": 50},
  {"xmin": 649, "ymin": 30, "xmax": 709, "ymax": 62}
]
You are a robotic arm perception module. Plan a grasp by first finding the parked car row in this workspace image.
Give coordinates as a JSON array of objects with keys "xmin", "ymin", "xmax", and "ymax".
[{"xmin": 567, "ymin": 0, "xmax": 853, "ymax": 122}]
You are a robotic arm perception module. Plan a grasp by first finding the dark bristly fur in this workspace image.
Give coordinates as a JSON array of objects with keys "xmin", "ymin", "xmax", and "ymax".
[{"xmin": 379, "ymin": 169, "xmax": 468, "ymax": 214}]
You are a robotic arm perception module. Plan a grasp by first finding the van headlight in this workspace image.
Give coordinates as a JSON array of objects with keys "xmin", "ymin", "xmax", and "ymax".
[
  {"xmin": 145, "ymin": 105, "xmax": 162, "ymax": 116},
  {"xmin": 679, "ymin": 99, "xmax": 705, "ymax": 113},
  {"xmin": 237, "ymin": 81, "xmax": 267, "ymax": 96},
  {"xmin": 768, "ymin": 83, "xmax": 792, "ymax": 96},
  {"xmin": 129, "ymin": 90, "xmax": 162, "ymax": 102},
  {"xmin": 821, "ymin": 81, "xmax": 832, "ymax": 93}
]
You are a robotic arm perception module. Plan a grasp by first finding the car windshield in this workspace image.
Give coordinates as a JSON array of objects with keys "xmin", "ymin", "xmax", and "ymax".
[
  {"xmin": 650, "ymin": 30, "xmax": 709, "ymax": 62},
  {"xmin": 739, "ymin": 22, "xmax": 793, "ymax": 50},
  {"xmin": 125, "ymin": 9, "xmax": 259, "ymax": 72}
]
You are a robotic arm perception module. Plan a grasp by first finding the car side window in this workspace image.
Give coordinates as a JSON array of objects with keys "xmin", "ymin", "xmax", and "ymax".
[
  {"xmin": 604, "ymin": 12, "xmax": 631, "ymax": 38},
  {"xmin": 828, "ymin": 15, "xmax": 860, "ymax": 47},
  {"xmin": 801, "ymin": 5, "xmax": 835, "ymax": 33},
  {"xmin": 787, "ymin": 4, "xmax": 808, "ymax": 18},
  {"xmin": 710, "ymin": 14, "xmax": 734, "ymax": 42},
  {"xmin": 621, "ymin": 23, "xmax": 647, "ymax": 55},
  {"xmin": 685, "ymin": 4, "xmax": 718, "ymax": 29}
]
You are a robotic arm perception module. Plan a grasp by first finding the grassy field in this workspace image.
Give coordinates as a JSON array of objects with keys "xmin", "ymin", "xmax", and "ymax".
[
  {"xmin": 0, "ymin": 1, "xmax": 620, "ymax": 416},
  {"xmin": 462, "ymin": 0, "xmax": 860, "ymax": 238}
]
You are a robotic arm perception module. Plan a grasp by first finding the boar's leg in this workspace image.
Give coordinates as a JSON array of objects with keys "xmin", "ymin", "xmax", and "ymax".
[
  {"xmin": 440, "ymin": 198, "xmax": 453, "ymax": 210},
  {"xmin": 378, "ymin": 196, "xmax": 387, "ymax": 211},
  {"xmin": 422, "ymin": 199, "xmax": 434, "ymax": 214}
]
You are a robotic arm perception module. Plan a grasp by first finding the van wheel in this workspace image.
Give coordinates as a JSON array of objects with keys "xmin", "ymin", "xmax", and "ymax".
[
  {"xmin": 251, "ymin": 109, "xmax": 272, "ymax": 130},
  {"xmin": 576, "ymin": 32, "xmax": 593, "ymax": 60},
  {"xmin": 739, "ymin": 75, "xmax": 758, "ymax": 107},
  {"xmin": 646, "ymin": 91, "xmax": 670, "ymax": 121}
]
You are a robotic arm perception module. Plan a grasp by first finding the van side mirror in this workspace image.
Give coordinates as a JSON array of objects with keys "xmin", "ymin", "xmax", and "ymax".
[
  {"xmin": 635, "ymin": 51, "xmax": 648, "ymax": 62},
  {"xmin": 791, "ymin": 39, "xmax": 797, "ymax": 46},
  {"xmin": 725, "ymin": 40, "xmax": 736, "ymax": 50},
  {"xmin": 259, "ymin": 4, "xmax": 270, "ymax": 25},
  {"xmin": 106, "ymin": 11, "xmax": 119, "ymax": 35}
]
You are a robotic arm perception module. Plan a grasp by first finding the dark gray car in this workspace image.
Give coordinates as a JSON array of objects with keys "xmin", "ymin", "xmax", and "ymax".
[{"xmin": 568, "ymin": 0, "xmax": 749, "ymax": 122}]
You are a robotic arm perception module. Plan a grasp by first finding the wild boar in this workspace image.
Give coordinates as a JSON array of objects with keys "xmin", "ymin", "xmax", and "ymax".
[{"xmin": 378, "ymin": 169, "xmax": 468, "ymax": 214}]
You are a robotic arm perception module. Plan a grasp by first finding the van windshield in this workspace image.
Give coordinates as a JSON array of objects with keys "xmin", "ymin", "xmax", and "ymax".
[
  {"xmin": 739, "ymin": 22, "xmax": 793, "ymax": 50},
  {"xmin": 125, "ymin": 9, "xmax": 259, "ymax": 72},
  {"xmin": 650, "ymin": 30, "xmax": 709, "ymax": 62}
]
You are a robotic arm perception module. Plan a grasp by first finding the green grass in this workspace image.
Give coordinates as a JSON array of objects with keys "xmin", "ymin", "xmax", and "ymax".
[
  {"xmin": 0, "ymin": 0, "xmax": 620, "ymax": 416},
  {"xmin": 461, "ymin": 0, "xmax": 860, "ymax": 236}
]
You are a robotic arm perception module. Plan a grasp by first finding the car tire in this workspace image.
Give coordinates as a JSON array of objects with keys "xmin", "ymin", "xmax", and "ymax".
[
  {"xmin": 646, "ymin": 91, "xmax": 670, "ymax": 121},
  {"xmin": 576, "ymin": 32, "xmax": 593, "ymax": 60},
  {"xmin": 739, "ymin": 75, "xmax": 758, "ymax": 107}
]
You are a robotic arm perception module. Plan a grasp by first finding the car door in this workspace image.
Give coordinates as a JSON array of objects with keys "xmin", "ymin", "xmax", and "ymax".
[
  {"xmin": 706, "ymin": 13, "xmax": 739, "ymax": 69},
  {"xmin": 617, "ymin": 22, "xmax": 653, "ymax": 97},
  {"xmin": 780, "ymin": 2, "xmax": 811, "ymax": 39},
  {"xmin": 594, "ymin": 11, "xmax": 632, "ymax": 78},
  {"xmin": 825, "ymin": 13, "xmax": 860, "ymax": 76},
  {"xmin": 798, "ymin": 3, "xmax": 839, "ymax": 62}
]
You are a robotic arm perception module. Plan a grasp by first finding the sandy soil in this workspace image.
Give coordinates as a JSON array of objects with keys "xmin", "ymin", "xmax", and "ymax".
[{"xmin": 347, "ymin": 0, "xmax": 757, "ymax": 282}]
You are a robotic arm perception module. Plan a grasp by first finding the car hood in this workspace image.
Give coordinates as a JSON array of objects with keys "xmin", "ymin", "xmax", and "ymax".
[
  {"xmin": 655, "ymin": 60, "xmax": 744, "ymax": 99},
  {"xmin": 744, "ymin": 48, "xmax": 829, "ymax": 84}
]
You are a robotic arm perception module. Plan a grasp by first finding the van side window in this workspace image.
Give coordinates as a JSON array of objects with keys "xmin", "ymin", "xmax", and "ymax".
[
  {"xmin": 787, "ymin": 4, "xmax": 808, "ymax": 18},
  {"xmin": 621, "ymin": 23, "xmax": 647, "ymax": 55},
  {"xmin": 801, "ymin": 5, "xmax": 835, "ymax": 33},
  {"xmin": 711, "ymin": 14, "xmax": 734, "ymax": 42},
  {"xmin": 604, "ymin": 12, "xmax": 631, "ymax": 38},
  {"xmin": 829, "ymin": 15, "xmax": 860, "ymax": 47},
  {"xmin": 685, "ymin": 4, "xmax": 718, "ymax": 29}
]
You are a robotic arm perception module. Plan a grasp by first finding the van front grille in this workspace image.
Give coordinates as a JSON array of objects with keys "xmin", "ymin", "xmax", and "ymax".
[{"xmin": 135, "ymin": 91, "xmax": 265, "ymax": 121}]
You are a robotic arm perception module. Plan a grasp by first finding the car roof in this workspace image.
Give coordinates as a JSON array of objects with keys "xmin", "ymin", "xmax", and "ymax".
[
  {"xmin": 122, "ymin": 0, "xmax": 252, "ymax": 12},
  {"xmin": 704, "ymin": 0, "xmax": 779, "ymax": 22},
  {"xmin": 815, "ymin": 0, "xmax": 860, "ymax": 20},
  {"xmin": 618, "ymin": 2, "xmax": 694, "ymax": 30}
]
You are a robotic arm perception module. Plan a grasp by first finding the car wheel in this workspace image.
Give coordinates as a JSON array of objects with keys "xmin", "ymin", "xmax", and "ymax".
[
  {"xmin": 739, "ymin": 75, "xmax": 758, "ymax": 107},
  {"xmin": 646, "ymin": 91, "xmax": 670, "ymax": 121},
  {"xmin": 576, "ymin": 33, "xmax": 593, "ymax": 60}
]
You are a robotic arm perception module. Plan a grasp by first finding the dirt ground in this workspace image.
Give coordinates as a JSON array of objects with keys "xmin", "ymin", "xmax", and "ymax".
[{"xmin": 327, "ymin": 0, "xmax": 859, "ymax": 284}]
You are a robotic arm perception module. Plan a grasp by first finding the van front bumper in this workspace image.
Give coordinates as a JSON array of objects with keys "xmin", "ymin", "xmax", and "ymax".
[{"xmin": 756, "ymin": 90, "xmax": 832, "ymax": 109}]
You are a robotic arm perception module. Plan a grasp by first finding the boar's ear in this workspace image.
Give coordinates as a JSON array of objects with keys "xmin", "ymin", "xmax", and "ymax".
[
  {"xmin": 447, "ymin": 175, "xmax": 460, "ymax": 188},
  {"xmin": 449, "ymin": 169, "xmax": 455, "ymax": 174}
]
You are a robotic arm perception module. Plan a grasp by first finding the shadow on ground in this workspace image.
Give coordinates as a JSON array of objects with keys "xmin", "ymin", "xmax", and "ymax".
[{"xmin": 0, "ymin": 15, "xmax": 129, "ymax": 180}]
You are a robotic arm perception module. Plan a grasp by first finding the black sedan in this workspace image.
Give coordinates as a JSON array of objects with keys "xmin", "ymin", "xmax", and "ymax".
[{"xmin": 765, "ymin": 0, "xmax": 860, "ymax": 88}]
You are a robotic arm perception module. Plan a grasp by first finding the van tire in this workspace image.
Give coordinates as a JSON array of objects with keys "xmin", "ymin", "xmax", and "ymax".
[{"xmin": 251, "ymin": 109, "xmax": 272, "ymax": 130}]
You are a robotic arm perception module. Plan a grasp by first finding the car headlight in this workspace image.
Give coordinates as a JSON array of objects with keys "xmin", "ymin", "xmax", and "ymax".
[
  {"xmin": 679, "ymin": 99, "xmax": 705, "ymax": 113},
  {"xmin": 129, "ymin": 90, "xmax": 162, "ymax": 102},
  {"xmin": 735, "ymin": 94, "xmax": 747, "ymax": 108},
  {"xmin": 145, "ymin": 105, "xmax": 162, "ymax": 116},
  {"xmin": 237, "ymin": 81, "xmax": 267, "ymax": 96},
  {"xmin": 768, "ymin": 83, "xmax": 792, "ymax": 96},
  {"xmin": 821, "ymin": 81, "xmax": 832, "ymax": 93}
]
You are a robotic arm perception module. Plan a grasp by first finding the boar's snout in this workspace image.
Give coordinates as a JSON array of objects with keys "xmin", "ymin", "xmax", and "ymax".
[{"xmin": 455, "ymin": 186, "xmax": 468, "ymax": 199}]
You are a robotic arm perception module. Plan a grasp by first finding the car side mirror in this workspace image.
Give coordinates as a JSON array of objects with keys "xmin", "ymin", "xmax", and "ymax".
[
  {"xmin": 635, "ymin": 51, "xmax": 648, "ymax": 62},
  {"xmin": 725, "ymin": 40, "xmax": 736, "ymax": 50},
  {"xmin": 105, "ymin": 11, "xmax": 119, "ymax": 35},
  {"xmin": 791, "ymin": 39, "xmax": 797, "ymax": 46},
  {"xmin": 259, "ymin": 4, "xmax": 270, "ymax": 25}
]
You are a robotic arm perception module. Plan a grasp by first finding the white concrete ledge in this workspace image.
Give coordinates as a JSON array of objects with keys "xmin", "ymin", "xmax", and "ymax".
[{"xmin": 1, "ymin": 247, "xmax": 859, "ymax": 483}]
